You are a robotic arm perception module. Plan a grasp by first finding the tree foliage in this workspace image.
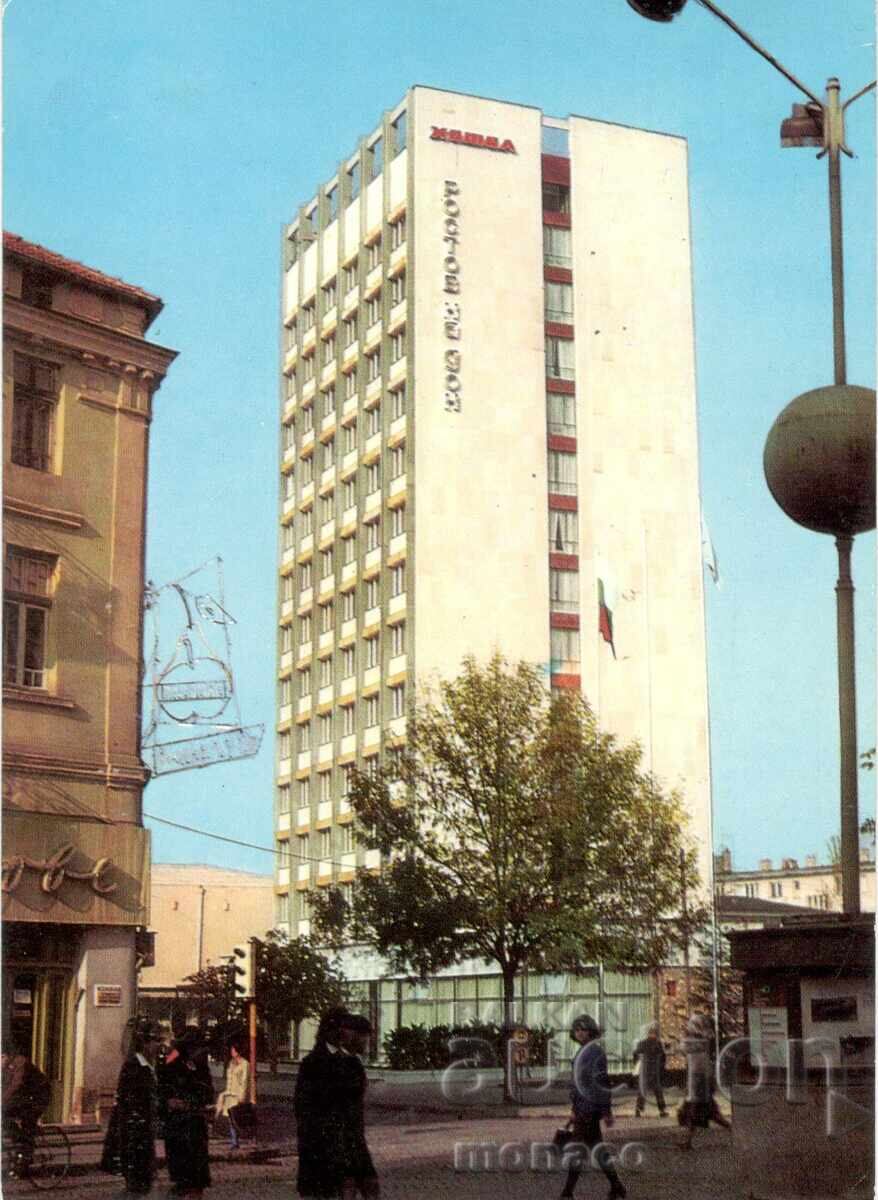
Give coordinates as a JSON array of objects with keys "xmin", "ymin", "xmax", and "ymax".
[
  {"xmin": 256, "ymin": 930, "xmax": 347, "ymax": 1070},
  {"xmin": 311, "ymin": 653, "xmax": 704, "ymax": 1090}
]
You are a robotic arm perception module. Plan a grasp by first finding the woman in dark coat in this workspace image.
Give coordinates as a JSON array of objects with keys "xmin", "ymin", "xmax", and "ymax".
[
  {"xmin": 158, "ymin": 1026, "xmax": 214, "ymax": 1197},
  {"xmin": 294, "ymin": 1009, "xmax": 379, "ymax": 1199},
  {"xmin": 100, "ymin": 1020, "xmax": 162, "ymax": 1194}
]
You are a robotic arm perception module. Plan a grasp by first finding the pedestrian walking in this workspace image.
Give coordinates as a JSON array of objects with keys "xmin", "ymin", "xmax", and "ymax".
[
  {"xmin": 678, "ymin": 1014, "xmax": 731, "ymax": 1150},
  {"xmin": 101, "ymin": 1019, "xmax": 163, "ymax": 1194},
  {"xmin": 632, "ymin": 1022, "xmax": 668, "ymax": 1117},
  {"xmin": 215, "ymin": 1040, "xmax": 250, "ymax": 1152},
  {"xmin": 294, "ymin": 1008, "xmax": 379, "ymax": 1199},
  {"xmin": 158, "ymin": 1026, "xmax": 214, "ymax": 1197},
  {"xmin": 559, "ymin": 1014, "xmax": 626, "ymax": 1200},
  {"xmin": 1, "ymin": 1039, "xmax": 51, "ymax": 1177}
]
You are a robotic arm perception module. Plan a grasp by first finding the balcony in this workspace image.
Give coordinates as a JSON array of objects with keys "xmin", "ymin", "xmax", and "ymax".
[
  {"xmin": 297, "ymin": 750, "xmax": 311, "ymax": 771},
  {"xmin": 298, "ymin": 863, "xmax": 311, "ymax": 882},
  {"xmin": 389, "ymin": 473, "xmax": 406, "ymax": 501},
  {"xmin": 278, "ymin": 757, "xmax": 292, "ymax": 778},
  {"xmin": 388, "ymin": 593, "xmax": 406, "ymax": 617},
  {"xmin": 297, "ymin": 806, "xmax": 311, "ymax": 828},
  {"xmin": 318, "ymin": 800, "xmax": 333, "ymax": 822}
]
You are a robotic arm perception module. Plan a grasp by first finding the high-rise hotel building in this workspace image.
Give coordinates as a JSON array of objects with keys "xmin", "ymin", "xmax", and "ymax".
[{"xmin": 274, "ymin": 87, "xmax": 712, "ymax": 959}]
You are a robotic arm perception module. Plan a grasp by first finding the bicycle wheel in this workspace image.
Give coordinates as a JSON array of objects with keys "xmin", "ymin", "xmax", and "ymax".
[{"xmin": 28, "ymin": 1127, "xmax": 71, "ymax": 1190}]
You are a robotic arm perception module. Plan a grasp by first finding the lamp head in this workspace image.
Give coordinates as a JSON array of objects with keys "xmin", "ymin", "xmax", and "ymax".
[{"xmin": 626, "ymin": 0, "xmax": 688, "ymax": 21}]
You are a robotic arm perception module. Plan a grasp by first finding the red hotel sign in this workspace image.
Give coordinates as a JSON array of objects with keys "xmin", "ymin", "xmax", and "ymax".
[{"xmin": 430, "ymin": 127, "xmax": 517, "ymax": 154}]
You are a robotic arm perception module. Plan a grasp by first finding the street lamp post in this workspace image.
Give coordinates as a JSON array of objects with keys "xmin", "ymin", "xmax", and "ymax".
[{"xmin": 625, "ymin": 0, "xmax": 876, "ymax": 916}]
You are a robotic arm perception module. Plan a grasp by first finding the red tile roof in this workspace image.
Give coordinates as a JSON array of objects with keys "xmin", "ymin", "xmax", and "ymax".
[{"xmin": 4, "ymin": 232, "xmax": 163, "ymax": 322}]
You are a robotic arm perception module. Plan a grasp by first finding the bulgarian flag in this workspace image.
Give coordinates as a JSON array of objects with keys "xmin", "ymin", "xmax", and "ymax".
[{"xmin": 597, "ymin": 573, "xmax": 617, "ymax": 659}]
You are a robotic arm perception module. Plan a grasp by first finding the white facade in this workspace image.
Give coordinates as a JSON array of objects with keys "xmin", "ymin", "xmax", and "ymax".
[{"xmin": 276, "ymin": 86, "xmax": 713, "ymax": 938}]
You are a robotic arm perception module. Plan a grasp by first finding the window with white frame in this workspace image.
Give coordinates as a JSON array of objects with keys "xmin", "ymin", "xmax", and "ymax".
[
  {"xmin": 390, "ymin": 331, "xmax": 405, "ymax": 363},
  {"xmin": 299, "ymin": 778, "xmax": 311, "ymax": 807},
  {"xmin": 366, "ymin": 350, "xmax": 381, "ymax": 382},
  {"xmin": 390, "ymin": 505, "xmax": 405, "ymax": 538},
  {"xmin": 301, "ymin": 506, "xmax": 313, "ymax": 535},
  {"xmin": 364, "ymin": 755, "xmax": 380, "ymax": 780},
  {"xmin": 549, "ymin": 509, "xmax": 578, "ymax": 554},
  {"xmin": 369, "ymin": 136, "xmax": 383, "ymax": 180},
  {"xmin": 390, "ymin": 564, "xmax": 405, "ymax": 597},
  {"xmin": 365, "ymin": 635, "xmax": 379, "ymax": 668},
  {"xmin": 319, "ymin": 656, "xmax": 333, "ymax": 687},
  {"xmin": 342, "ymin": 534, "xmax": 356, "ymax": 565},
  {"xmin": 302, "ymin": 352, "xmax": 315, "ymax": 382},
  {"xmin": 344, "ymin": 316, "xmax": 357, "ymax": 348},
  {"xmin": 347, "ymin": 161, "xmax": 360, "ymax": 204},
  {"xmin": 390, "ymin": 271, "xmax": 406, "ymax": 306},
  {"xmin": 282, "ymin": 421, "xmax": 295, "ymax": 451},
  {"xmin": 319, "ymin": 713, "xmax": 332, "ymax": 743},
  {"xmin": 343, "ymin": 421, "xmax": 357, "ymax": 454},
  {"xmin": 320, "ymin": 601, "xmax": 334, "ymax": 633},
  {"xmin": 390, "ymin": 444, "xmax": 405, "ymax": 478},
  {"xmin": 341, "ymin": 763, "xmax": 354, "ymax": 798},
  {"xmin": 366, "ymin": 404, "xmax": 381, "ymax": 437},
  {"xmin": 546, "ymin": 336, "xmax": 575, "ymax": 380},
  {"xmin": 326, "ymin": 185, "xmax": 338, "ymax": 221},
  {"xmin": 344, "ymin": 258, "xmax": 358, "ymax": 292},
  {"xmin": 285, "ymin": 320, "xmax": 298, "ymax": 351},
  {"xmin": 299, "ymin": 613, "xmax": 312, "ymax": 643},
  {"xmin": 390, "ymin": 622, "xmax": 405, "ymax": 657},
  {"xmin": 390, "ymin": 213, "xmax": 406, "ymax": 250},
  {"xmin": 280, "ymin": 677, "xmax": 292, "ymax": 707},
  {"xmin": 321, "ymin": 548, "xmax": 333, "ymax": 578},
  {"xmin": 299, "ymin": 721, "xmax": 311, "ymax": 751},
  {"xmin": 390, "ymin": 683, "xmax": 405, "ymax": 718},
  {"xmin": 367, "ymin": 237, "xmax": 382, "ymax": 270},
  {"xmin": 365, "ymin": 578, "xmax": 380, "ymax": 609},
  {"xmin": 301, "ymin": 454, "xmax": 313, "ymax": 484},
  {"xmin": 391, "ymin": 383, "xmax": 406, "ymax": 419},
  {"xmin": 319, "ymin": 771, "xmax": 332, "ymax": 802},
  {"xmin": 545, "ymin": 282, "xmax": 573, "ymax": 323},
  {"xmin": 322, "ymin": 437, "xmax": 335, "ymax": 470},
  {"xmin": 322, "ymin": 334, "xmax": 336, "ymax": 366},
  {"xmin": 550, "ymin": 627, "xmax": 581, "ymax": 671},
  {"xmin": 278, "ymin": 730, "xmax": 291, "ymax": 760},
  {"xmin": 323, "ymin": 386, "xmax": 336, "ymax": 418},
  {"xmin": 542, "ymin": 182, "xmax": 570, "ymax": 213},
  {"xmin": 365, "ymin": 518, "xmax": 381, "ymax": 551},
  {"xmin": 341, "ymin": 824, "xmax": 355, "ymax": 853},
  {"xmin": 342, "ymin": 703, "xmax": 356, "ymax": 736},
  {"xmin": 367, "ymin": 293, "xmax": 381, "ymax": 327},
  {"xmin": 392, "ymin": 111, "xmax": 407, "ymax": 156},
  {"xmin": 344, "ymin": 369, "xmax": 357, "ymax": 400},
  {"xmin": 543, "ymin": 224, "xmax": 572, "ymax": 267},
  {"xmin": 320, "ymin": 493, "xmax": 333, "ymax": 524},
  {"xmin": 341, "ymin": 645, "xmax": 355, "ymax": 677},
  {"xmin": 342, "ymin": 590, "xmax": 356, "ymax": 622},
  {"xmin": 4, "ymin": 548, "xmax": 54, "ymax": 689},
  {"xmin": 302, "ymin": 301, "xmax": 316, "ymax": 331},
  {"xmin": 365, "ymin": 461, "xmax": 380, "ymax": 493},
  {"xmin": 547, "ymin": 391, "xmax": 576, "ymax": 434},
  {"xmin": 343, "ymin": 478, "xmax": 356, "ymax": 509},
  {"xmin": 281, "ymin": 625, "xmax": 293, "ymax": 653},
  {"xmin": 278, "ymin": 784, "xmax": 291, "ymax": 813},
  {"xmin": 284, "ymin": 472, "xmax": 295, "ymax": 501},
  {"xmin": 548, "ymin": 450, "xmax": 577, "ymax": 495},
  {"xmin": 282, "ymin": 574, "xmax": 294, "ymax": 602},
  {"xmin": 302, "ymin": 403, "xmax": 314, "ymax": 432},
  {"xmin": 322, "ymin": 277, "xmax": 337, "ymax": 309},
  {"xmin": 549, "ymin": 569, "xmax": 579, "ymax": 613},
  {"xmin": 364, "ymin": 695, "xmax": 379, "ymax": 726},
  {"xmin": 299, "ymin": 666, "xmax": 311, "ymax": 695},
  {"xmin": 319, "ymin": 827, "xmax": 331, "ymax": 858}
]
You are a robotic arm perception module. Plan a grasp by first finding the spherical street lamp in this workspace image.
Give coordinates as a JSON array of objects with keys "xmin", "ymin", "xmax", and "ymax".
[{"xmin": 626, "ymin": 0, "xmax": 687, "ymax": 21}]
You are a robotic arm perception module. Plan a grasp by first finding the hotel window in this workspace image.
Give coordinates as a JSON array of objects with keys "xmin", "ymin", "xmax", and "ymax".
[
  {"xmin": 343, "ymin": 478, "xmax": 356, "ymax": 509},
  {"xmin": 342, "ymin": 533, "xmax": 357, "ymax": 565},
  {"xmin": 320, "ymin": 493, "xmax": 333, "ymax": 524},
  {"xmin": 278, "ymin": 784, "xmax": 291, "ymax": 813},
  {"xmin": 365, "ymin": 518, "xmax": 381, "ymax": 552},
  {"xmin": 319, "ymin": 771, "xmax": 332, "ymax": 803},
  {"xmin": 341, "ymin": 645, "xmax": 355, "ymax": 677},
  {"xmin": 301, "ymin": 506, "xmax": 313, "ymax": 535},
  {"xmin": 282, "ymin": 574, "xmax": 294, "ymax": 603},
  {"xmin": 365, "ymin": 578, "xmax": 379, "ymax": 609},
  {"xmin": 341, "ymin": 590, "xmax": 356, "ymax": 621},
  {"xmin": 343, "ymin": 420, "xmax": 357, "ymax": 454},
  {"xmin": 391, "ymin": 384, "xmax": 406, "ymax": 419},
  {"xmin": 283, "ymin": 524, "xmax": 294, "ymax": 551},
  {"xmin": 299, "ymin": 666, "xmax": 311, "ymax": 696},
  {"xmin": 551, "ymin": 628, "xmax": 581, "ymax": 671},
  {"xmin": 327, "ymin": 184, "xmax": 339, "ymax": 222},
  {"xmin": 365, "ymin": 695, "xmax": 379, "ymax": 726},
  {"xmin": 547, "ymin": 392, "xmax": 576, "ymax": 435},
  {"xmin": 301, "ymin": 454, "xmax": 313, "ymax": 485},
  {"xmin": 322, "ymin": 277, "xmax": 337, "ymax": 309},
  {"xmin": 302, "ymin": 403, "xmax": 314, "ymax": 432},
  {"xmin": 319, "ymin": 713, "xmax": 332, "ymax": 744},
  {"xmin": 366, "ymin": 404, "xmax": 381, "ymax": 437},
  {"xmin": 543, "ymin": 224, "xmax": 572, "ymax": 267},
  {"xmin": 279, "ymin": 730, "xmax": 291, "ymax": 760},
  {"xmin": 549, "ymin": 568, "xmax": 579, "ymax": 613},
  {"xmin": 319, "ymin": 656, "xmax": 333, "ymax": 687},
  {"xmin": 344, "ymin": 369, "xmax": 358, "ymax": 401},
  {"xmin": 390, "ymin": 505, "xmax": 405, "ymax": 538},
  {"xmin": 390, "ymin": 444, "xmax": 405, "ymax": 478},
  {"xmin": 367, "ymin": 237, "xmax": 382, "ymax": 271},
  {"xmin": 299, "ymin": 613, "xmax": 312, "ymax": 644},
  {"xmin": 302, "ymin": 300, "xmax": 316, "ymax": 331},
  {"xmin": 281, "ymin": 625, "xmax": 293, "ymax": 654},
  {"xmin": 320, "ymin": 548, "xmax": 333, "ymax": 578},
  {"xmin": 546, "ymin": 336, "xmax": 575, "ymax": 381},
  {"xmin": 365, "ymin": 635, "xmax": 379, "ymax": 668},
  {"xmin": 542, "ymin": 182, "xmax": 570, "ymax": 213},
  {"xmin": 299, "ymin": 721, "xmax": 311, "ymax": 752},
  {"xmin": 285, "ymin": 321, "xmax": 297, "ymax": 351},
  {"xmin": 392, "ymin": 110, "xmax": 407, "ymax": 155},
  {"xmin": 275, "ymin": 894, "xmax": 289, "ymax": 925},
  {"xmin": 390, "ymin": 331, "xmax": 405, "ymax": 363},
  {"xmin": 548, "ymin": 450, "xmax": 577, "ymax": 495},
  {"xmin": 344, "ymin": 259, "xmax": 358, "ymax": 293},
  {"xmin": 320, "ymin": 601, "xmax": 334, "ymax": 633},
  {"xmin": 282, "ymin": 421, "xmax": 295, "ymax": 451},
  {"xmin": 302, "ymin": 353, "xmax": 315, "ymax": 383},
  {"xmin": 341, "ymin": 824, "xmax": 355, "ymax": 854},
  {"xmin": 284, "ymin": 472, "xmax": 295, "ymax": 501},
  {"xmin": 390, "ymin": 565, "xmax": 405, "ymax": 597},
  {"xmin": 286, "ymin": 371, "xmax": 297, "ymax": 400},
  {"xmin": 322, "ymin": 335, "xmax": 336, "ymax": 367},
  {"xmin": 322, "ymin": 437, "xmax": 335, "ymax": 470},
  {"xmin": 342, "ymin": 703, "xmax": 356, "ymax": 736},
  {"xmin": 545, "ymin": 282, "xmax": 574, "ymax": 323},
  {"xmin": 369, "ymin": 136, "xmax": 383, "ymax": 180},
  {"xmin": 343, "ymin": 315, "xmax": 357, "ymax": 349},
  {"xmin": 366, "ymin": 350, "xmax": 381, "ymax": 382},
  {"xmin": 770, "ymin": 882, "xmax": 783, "ymax": 898},
  {"xmin": 365, "ymin": 461, "xmax": 381, "ymax": 493},
  {"xmin": 390, "ymin": 214, "xmax": 406, "ymax": 251},
  {"xmin": 390, "ymin": 271, "xmax": 406, "ymax": 307},
  {"xmin": 390, "ymin": 683, "xmax": 406, "ymax": 719},
  {"xmin": 341, "ymin": 763, "xmax": 354, "ymax": 798},
  {"xmin": 390, "ymin": 622, "xmax": 405, "ymax": 657},
  {"xmin": 366, "ymin": 293, "xmax": 381, "ymax": 327},
  {"xmin": 4, "ymin": 548, "xmax": 54, "ymax": 688},
  {"xmin": 319, "ymin": 828, "xmax": 331, "ymax": 859},
  {"xmin": 299, "ymin": 778, "xmax": 311, "ymax": 807},
  {"xmin": 12, "ymin": 356, "xmax": 57, "ymax": 473},
  {"xmin": 549, "ymin": 509, "xmax": 578, "ymax": 554},
  {"xmin": 347, "ymin": 161, "xmax": 361, "ymax": 204},
  {"xmin": 322, "ymin": 387, "xmax": 336, "ymax": 418}
]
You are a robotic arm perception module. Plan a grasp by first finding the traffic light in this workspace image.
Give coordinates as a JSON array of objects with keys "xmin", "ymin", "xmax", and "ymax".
[{"xmin": 231, "ymin": 942, "xmax": 254, "ymax": 999}]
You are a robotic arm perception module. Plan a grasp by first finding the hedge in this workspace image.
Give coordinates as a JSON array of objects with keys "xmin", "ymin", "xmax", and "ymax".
[{"xmin": 382, "ymin": 1020, "xmax": 555, "ymax": 1070}]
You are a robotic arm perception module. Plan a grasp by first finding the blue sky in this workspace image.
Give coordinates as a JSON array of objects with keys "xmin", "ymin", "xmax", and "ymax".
[{"xmin": 5, "ymin": 1, "xmax": 875, "ymax": 875}]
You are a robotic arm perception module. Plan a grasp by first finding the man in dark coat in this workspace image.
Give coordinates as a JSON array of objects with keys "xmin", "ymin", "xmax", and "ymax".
[
  {"xmin": 101, "ymin": 1020, "xmax": 163, "ymax": 1194},
  {"xmin": 1, "ymin": 1040, "xmax": 51, "ymax": 1176},
  {"xmin": 560, "ymin": 1014, "xmax": 626, "ymax": 1199},
  {"xmin": 294, "ymin": 1009, "xmax": 379, "ymax": 1199},
  {"xmin": 158, "ymin": 1026, "xmax": 214, "ymax": 1197},
  {"xmin": 632, "ymin": 1022, "xmax": 668, "ymax": 1117}
]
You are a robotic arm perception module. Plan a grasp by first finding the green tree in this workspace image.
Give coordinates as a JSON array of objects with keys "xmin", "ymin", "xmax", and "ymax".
[
  {"xmin": 310, "ymin": 652, "xmax": 703, "ymax": 1100},
  {"xmin": 256, "ymin": 931, "xmax": 347, "ymax": 1072}
]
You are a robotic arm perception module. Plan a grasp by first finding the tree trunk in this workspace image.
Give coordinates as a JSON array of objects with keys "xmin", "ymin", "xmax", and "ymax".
[{"xmin": 501, "ymin": 965, "xmax": 518, "ymax": 1104}]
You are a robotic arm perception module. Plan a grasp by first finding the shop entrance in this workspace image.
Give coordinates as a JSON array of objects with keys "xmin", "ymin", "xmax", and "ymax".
[{"xmin": 2, "ymin": 925, "xmax": 77, "ymax": 1123}]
